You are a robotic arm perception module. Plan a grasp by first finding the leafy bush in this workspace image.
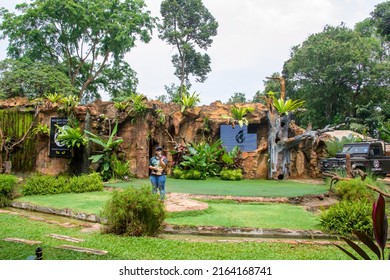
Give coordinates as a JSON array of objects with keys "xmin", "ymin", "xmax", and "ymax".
[
  {"xmin": 171, "ymin": 168, "xmax": 203, "ymax": 180},
  {"xmin": 220, "ymin": 169, "xmax": 243, "ymax": 181},
  {"xmin": 171, "ymin": 167, "xmax": 185, "ymax": 179},
  {"xmin": 320, "ymin": 200, "xmax": 373, "ymax": 236},
  {"xmin": 180, "ymin": 140, "xmax": 224, "ymax": 179},
  {"xmin": 23, "ymin": 173, "xmax": 103, "ymax": 195},
  {"xmin": 334, "ymin": 178, "xmax": 376, "ymax": 202},
  {"xmin": 221, "ymin": 146, "xmax": 243, "ymax": 170},
  {"xmin": 101, "ymin": 186, "xmax": 166, "ymax": 237},
  {"xmin": 0, "ymin": 174, "xmax": 18, "ymax": 207},
  {"xmin": 184, "ymin": 169, "xmax": 203, "ymax": 180},
  {"xmin": 68, "ymin": 173, "xmax": 103, "ymax": 193}
]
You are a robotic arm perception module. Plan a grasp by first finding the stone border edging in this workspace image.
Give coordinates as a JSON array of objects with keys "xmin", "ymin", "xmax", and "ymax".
[
  {"xmin": 163, "ymin": 224, "xmax": 339, "ymax": 240},
  {"xmin": 11, "ymin": 201, "xmax": 104, "ymax": 223}
]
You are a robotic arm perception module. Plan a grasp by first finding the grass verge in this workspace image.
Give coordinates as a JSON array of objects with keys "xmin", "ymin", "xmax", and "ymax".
[
  {"xmin": 0, "ymin": 213, "xmax": 351, "ymax": 260},
  {"xmin": 167, "ymin": 200, "xmax": 321, "ymax": 230}
]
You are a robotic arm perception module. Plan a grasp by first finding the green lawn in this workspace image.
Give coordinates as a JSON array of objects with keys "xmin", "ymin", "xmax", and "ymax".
[
  {"xmin": 16, "ymin": 193, "xmax": 320, "ymax": 230},
  {"xmin": 0, "ymin": 213, "xmax": 352, "ymax": 260},
  {"xmin": 16, "ymin": 191, "xmax": 111, "ymax": 215},
  {"xmin": 104, "ymin": 178, "xmax": 328, "ymax": 197},
  {"xmin": 167, "ymin": 201, "xmax": 321, "ymax": 230}
]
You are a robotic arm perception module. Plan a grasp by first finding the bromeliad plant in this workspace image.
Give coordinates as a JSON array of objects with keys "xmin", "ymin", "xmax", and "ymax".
[
  {"xmin": 334, "ymin": 194, "xmax": 389, "ymax": 260},
  {"xmin": 272, "ymin": 96, "xmax": 305, "ymax": 116},
  {"xmin": 179, "ymin": 87, "xmax": 200, "ymax": 113},
  {"xmin": 223, "ymin": 106, "xmax": 254, "ymax": 128}
]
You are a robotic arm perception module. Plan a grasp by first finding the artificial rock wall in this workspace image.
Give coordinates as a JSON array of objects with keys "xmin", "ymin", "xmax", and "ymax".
[{"xmin": 0, "ymin": 98, "xmax": 323, "ymax": 179}]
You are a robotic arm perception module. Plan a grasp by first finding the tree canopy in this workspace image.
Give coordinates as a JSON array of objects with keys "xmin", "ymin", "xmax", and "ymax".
[
  {"xmin": 158, "ymin": 0, "xmax": 218, "ymax": 89},
  {"xmin": 226, "ymin": 92, "xmax": 247, "ymax": 104},
  {"xmin": 0, "ymin": 0, "xmax": 155, "ymax": 101},
  {"xmin": 283, "ymin": 23, "xmax": 389, "ymax": 138},
  {"xmin": 0, "ymin": 59, "xmax": 75, "ymax": 99}
]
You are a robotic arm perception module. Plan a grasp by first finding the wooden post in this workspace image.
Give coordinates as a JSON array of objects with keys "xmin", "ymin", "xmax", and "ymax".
[{"xmin": 345, "ymin": 153, "xmax": 352, "ymax": 178}]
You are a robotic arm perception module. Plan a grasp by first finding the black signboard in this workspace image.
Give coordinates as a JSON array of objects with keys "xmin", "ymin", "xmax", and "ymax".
[{"xmin": 49, "ymin": 117, "xmax": 72, "ymax": 157}]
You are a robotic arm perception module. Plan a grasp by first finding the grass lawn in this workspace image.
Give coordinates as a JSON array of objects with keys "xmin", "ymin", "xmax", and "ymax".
[
  {"xmin": 0, "ymin": 213, "xmax": 352, "ymax": 260},
  {"xmin": 167, "ymin": 201, "xmax": 321, "ymax": 230},
  {"xmin": 16, "ymin": 193, "xmax": 320, "ymax": 230},
  {"xmin": 104, "ymin": 178, "xmax": 329, "ymax": 197},
  {"xmin": 16, "ymin": 191, "xmax": 111, "ymax": 215}
]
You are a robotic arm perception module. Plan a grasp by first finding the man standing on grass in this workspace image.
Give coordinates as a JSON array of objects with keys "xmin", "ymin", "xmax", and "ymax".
[{"xmin": 149, "ymin": 146, "xmax": 168, "ymax": 200}]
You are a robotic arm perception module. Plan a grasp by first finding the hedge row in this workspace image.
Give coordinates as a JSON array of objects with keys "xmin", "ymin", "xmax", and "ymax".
[{"xmin": 22, "ymin": 173, "xmax": 103, "ymax": 195}]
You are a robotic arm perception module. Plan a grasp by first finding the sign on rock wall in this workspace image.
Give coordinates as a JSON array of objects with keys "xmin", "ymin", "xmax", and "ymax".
[
  {"xmin": 49, "ymin": 117, "xmax": 72, "ymax": 157},
  {"xmin": 220, "ymin": 125, "xmax": 257, "ymax": 152}
]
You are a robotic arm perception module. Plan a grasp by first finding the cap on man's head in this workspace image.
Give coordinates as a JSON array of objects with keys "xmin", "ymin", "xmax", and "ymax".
[{"xmin": 155, "ymin": 146, "xmax": 163, "ymax": 151}]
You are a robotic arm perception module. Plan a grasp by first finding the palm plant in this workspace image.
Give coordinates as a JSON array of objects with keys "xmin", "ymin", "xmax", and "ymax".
[{"xmin": 272, "ymin": 96, "xmax": 305, "ymax": 116}]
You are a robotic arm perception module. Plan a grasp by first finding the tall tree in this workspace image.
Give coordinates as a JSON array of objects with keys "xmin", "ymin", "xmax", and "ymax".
[
  {"xmin": 0, "ymin": 0, "xmax": 155, "ymax": 101},
  {"xmin": 371, "ymin": 1, "xmax": 390, "ymax": 41},
  {"xmin": 283, "ymin": 24, "xmax": 389, "ymax": 131},
  {"xmin": 158, "ymin": 0, "xmax": 218, "ymax": 89}
]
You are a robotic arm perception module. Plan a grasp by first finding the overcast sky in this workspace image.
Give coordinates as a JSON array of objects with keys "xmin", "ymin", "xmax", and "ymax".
[{"xmin": 0, "ymin": 0, "xmax": 385, "ymax": 104}]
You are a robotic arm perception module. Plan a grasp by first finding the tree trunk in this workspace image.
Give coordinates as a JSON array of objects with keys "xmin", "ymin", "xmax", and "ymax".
[
  {"xmin": 81, "ymin": 111, "xmax": 91, "ymax": 174},
  {"xmin": 268, "ymin": 113, "xmax": 290, "ymax": 179}
]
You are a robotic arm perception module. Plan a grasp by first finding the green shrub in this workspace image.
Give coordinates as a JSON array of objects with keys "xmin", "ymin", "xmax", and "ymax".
[
  {"xmin": 220, "ymin": 169, "xmax": 243, "ymax": 181},
  {"xmin": 69, "ymin": 173, "xmax": 103, "ymax": 193},
  {"xmin": 184, "ymin": 169, "xmax": 203, "ymax": 180},
  {"xmin": 171, "ymin": 167, "xmax": 184, "ymax": 179},
  {"xmin": 320, "ymin": 200, "xmax": 372, "ymax": 236},
  {"xmin": 0, "ymin": 174, "xmax": 18, "ymax": 207},
  {"xmin": 171, "ymin": 168, "xmax": 203, "ymax": 180},
  {"xmin": 101, "ymin": 186, "xmax": 166, "ymax": 237},
  {"xmin": 23, "ymin": 173, "xmax": 103, "ymax": 195},
  {"xmin": 334, "ymin": 178, "xmax": 376, "ymax": 202}
]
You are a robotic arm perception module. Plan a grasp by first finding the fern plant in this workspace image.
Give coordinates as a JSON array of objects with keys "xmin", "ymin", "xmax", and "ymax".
[{"xmin": 272, "ymin": 97, "xmax": 305, "ymax": 115}]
